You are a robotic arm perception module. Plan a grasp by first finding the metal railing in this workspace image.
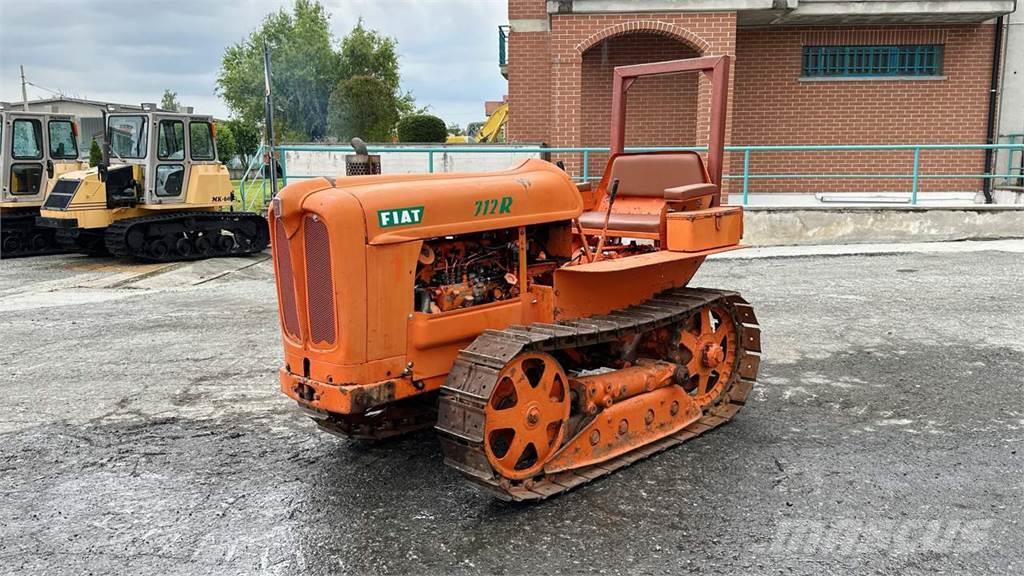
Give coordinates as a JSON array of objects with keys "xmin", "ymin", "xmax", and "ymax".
[
  {"xmin": 498, "ymin": 25, "xmax": 510, "ymax": 68},
  {"xmin": 275, "ymin": 142, "xmax": 1024, "ymax": 205},
  {"xmin": 237, "ymin": 143, "xmax": 288, "ymax": 211},
  {"xmin": 998, "ymin": 133, "xmax": 1024, "ymax": 189}
]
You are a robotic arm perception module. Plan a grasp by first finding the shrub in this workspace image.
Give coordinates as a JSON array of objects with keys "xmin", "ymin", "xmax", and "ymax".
[
  {"xmin": 88, "ymin": 140, "xmax": 102, "ymax": 167},
  {"xmin": 396, "ymin": 114, "xmax": 447, "ymax": 143}
]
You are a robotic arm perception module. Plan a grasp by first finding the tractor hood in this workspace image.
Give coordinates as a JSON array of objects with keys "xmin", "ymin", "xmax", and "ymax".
[{"xmin": 275, "ymin": 158, "xmax": 584, "ymax": 245}]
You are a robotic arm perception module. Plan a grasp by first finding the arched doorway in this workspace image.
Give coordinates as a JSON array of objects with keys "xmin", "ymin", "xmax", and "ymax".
[{"xmin": 580, "ymin": 32, "xmax": 702, "ymax": 180}]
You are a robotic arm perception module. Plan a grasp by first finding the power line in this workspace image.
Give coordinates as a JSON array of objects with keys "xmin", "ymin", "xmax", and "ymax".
[{"xmin": 25, "ymin": 81, "xmax": 65, "ymax": 97}]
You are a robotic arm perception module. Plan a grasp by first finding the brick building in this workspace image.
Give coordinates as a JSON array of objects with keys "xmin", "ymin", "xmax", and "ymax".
[{"xmin": 504, "ymin": 0, "xmax": 1017, "ymax": 195}]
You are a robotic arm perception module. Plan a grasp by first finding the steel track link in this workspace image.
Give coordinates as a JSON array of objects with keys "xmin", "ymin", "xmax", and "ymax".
[
  {"xmin": 435, "ymin": 287, "xmax": 761, "ymax": 501},
  {"xmin": 105, "ymin": 210, "xmax": 270, "ymax": 262}
]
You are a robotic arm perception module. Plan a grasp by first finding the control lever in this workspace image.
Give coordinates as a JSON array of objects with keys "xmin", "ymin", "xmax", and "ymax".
[{"xmin": 594, "ymin": 178, "xmax": 619, "ymax": 260}]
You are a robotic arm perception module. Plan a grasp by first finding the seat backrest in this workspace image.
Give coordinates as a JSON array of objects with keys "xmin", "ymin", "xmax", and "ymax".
[{"xmin": 608, "ymin": 152, "xmax": 707, "ymax": 197}]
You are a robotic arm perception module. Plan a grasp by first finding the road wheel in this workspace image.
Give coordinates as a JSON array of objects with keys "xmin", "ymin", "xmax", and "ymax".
[
  {"xmin": 483, "ymin": 352, "xmax": 570, "ymax": 480},
  {"xmin": 148, "ymin": 239, "xmax": 169, "ymax": 260},
  {"xmin": 194, "ymin": 235, "xmax": 212, "ymax": 255},
  {"xmin": 215, "ymin": 234, "xmax": 235, "ymax": 254},
  {"xmin": 175, "ymin": 237, "xmax": 194, "ymax": 258}
]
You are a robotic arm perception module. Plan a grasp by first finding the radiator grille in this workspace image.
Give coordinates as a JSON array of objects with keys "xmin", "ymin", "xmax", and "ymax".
[
  {"xmin": 274, "ymin": 218, "xmax": 301, "ymax": 340},
  {"xmin": 304, "ymin": 214, "xmax": 336, "ymax": 345},
  {"xmin": 42, "ymin": 179, "xmax": 80, "ymax": 210}
]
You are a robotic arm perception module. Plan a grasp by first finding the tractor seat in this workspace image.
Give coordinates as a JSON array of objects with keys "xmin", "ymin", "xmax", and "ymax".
[
  {"xmin": 579, "ymin": 152, "xmax": 717, "ymax": 238},
  {"xmin": 578, "ymin": 211, "xmax": 661, "ymax": 234}
]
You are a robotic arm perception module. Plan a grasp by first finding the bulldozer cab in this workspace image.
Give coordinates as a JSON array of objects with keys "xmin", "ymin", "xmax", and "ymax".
[
  {"xmin": 1, "ymin": 109, "xmax": 80, "ymax": 204},
  {"xmin": 104, "ymin": 110, "xmax": 219, "ymax": 206}
]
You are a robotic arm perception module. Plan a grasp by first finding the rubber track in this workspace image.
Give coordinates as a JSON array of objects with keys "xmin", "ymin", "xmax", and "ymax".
[
  {"xmin": 434, "ymin": 287, "xmax": 761, "ymax": 501},
  {"xmin": 105, "ymin": 210, "xmax": 269, "ymax": 262},
  {"xmin": 0, "ymin": 209, "xmax": 67, "ymax": 259}
]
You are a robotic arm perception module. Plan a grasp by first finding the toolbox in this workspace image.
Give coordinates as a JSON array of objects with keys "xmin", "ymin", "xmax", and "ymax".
[{"xmin": 666, "ymin": 206, "xmax": 743, "ymax": 252}]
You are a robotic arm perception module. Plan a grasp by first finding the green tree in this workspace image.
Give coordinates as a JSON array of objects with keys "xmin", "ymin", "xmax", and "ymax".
[
  {"xmin": 447, "ymin": 123, "xmax": 463, "ymax": 136},
  {"xmin": 218, "ymin": 4, "xmax": 415, "ymax": 143},
  {"xmin": 88, "ymin": 139, "xmax": 102, "ymax": 167},
  {"xmin": 160, "ymin": 89, "xmax": 180, "ymax": 112},
  {"xmin": 323, "ymin": 20, "xmax": 413, "ymax": 141},
  {"xmin": 226, "ymin": 119, "xmax": 261, "ymax": 168},
  {"xmin": 328, "ymin": 76, "xmax": 398, "ymax": 142},
  {"xmin": 217, "ymin": 0, "xmax": 341, "ymax": 141},
  {"xmin": 215, "ymin": 122, "xmax": 238, "ymax": 163},
  {"xmin": 397, "ymin": 114, "xmax": 447, "ymax": 143},
  {"xmin": 338, "ymin": 20, "xmax": 400, "ymax": 92}
]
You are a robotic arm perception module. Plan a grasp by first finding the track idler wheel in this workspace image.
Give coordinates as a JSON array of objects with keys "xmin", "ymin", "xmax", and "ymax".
[
  {"xmin": 483, "ymin": 352, "xmax": 570, "ymax": 480},
  {"xmin": 676, "ymin": 303, "xmax": 739, "ymax": 407}
]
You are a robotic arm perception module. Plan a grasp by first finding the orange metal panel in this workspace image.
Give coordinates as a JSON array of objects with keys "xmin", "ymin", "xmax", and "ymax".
[
  {"xmin": 544, "ymin": 385, "xmax": 701, "ymax": 474},
  {"xmin": 281, "ymin": 350, "xmax": 406, "ymax": 388},
  {"xmin": 551, "ymin": 247, "xmax": 738, "ymax": 321},
  {"xmin": 553, "ymin": 253, "xmax": 703, "ymax": 320},
  {"xmin": 407, "ymin": 300, "xmax": 525, "ymax": 380},
  {"xmin": 525, "ymin": 285, "xmax": 556, "ymax": 324},
  {"xmin": 347, "ymin": 159, "xmax": 583, "ymax": 244},
  {"xmin": 366, "ymin": 242, "xmax": 420, "ymax": 360},
  {"xmin": 280, "ymin": 367, "xmax": 431, "ymax": 414}
]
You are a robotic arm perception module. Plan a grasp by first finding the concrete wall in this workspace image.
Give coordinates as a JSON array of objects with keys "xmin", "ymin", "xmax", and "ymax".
[
  {"xmin": 996, "ymin": 11, "xmax": 1024, "ymax": 190},
  {"xmin": 743, "ymin": 206, "xmax": 1024, "ymax": 245},
  {"xmin": 282, "ymin": 145, "xmax": 543, "ymax": 181}
]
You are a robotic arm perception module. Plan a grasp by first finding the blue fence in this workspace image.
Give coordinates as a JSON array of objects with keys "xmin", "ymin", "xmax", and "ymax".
[{"xmin": 238, "ymin": 142, "xmax": 1024, "ymax": 211}]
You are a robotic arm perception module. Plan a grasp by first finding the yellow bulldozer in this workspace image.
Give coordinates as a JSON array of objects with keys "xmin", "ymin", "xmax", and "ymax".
[
  {"xmin": 1, "ymin": 105, "xmax": 85, "ymax": 257},
  {"xmin": 37, "ymin": 106, "xmax": 269, "ymax": 261}
]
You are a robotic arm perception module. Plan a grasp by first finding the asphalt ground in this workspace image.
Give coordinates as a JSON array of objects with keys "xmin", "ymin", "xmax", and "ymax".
[{"xmin": 1, "ymin": 242, "xmax": 1022, "ymax": 575}]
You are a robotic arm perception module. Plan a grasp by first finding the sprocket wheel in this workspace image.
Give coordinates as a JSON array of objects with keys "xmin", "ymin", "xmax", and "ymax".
[
  {"xmin": 678, "ymin": 303, "xmax": 738, "ymax": 406},
  {"xmin": 484, "ymin": 352, "xmax": 570, "ymax": 480}
]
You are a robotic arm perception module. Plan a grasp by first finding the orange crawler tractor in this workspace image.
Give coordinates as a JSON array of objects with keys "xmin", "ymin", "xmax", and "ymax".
[{"xmin": 271, "ymin": 56, "xmax": 761, "ymax": 500}]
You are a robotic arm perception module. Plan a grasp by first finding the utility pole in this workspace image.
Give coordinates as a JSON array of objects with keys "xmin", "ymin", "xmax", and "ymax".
[
  {"xmin": 262, "ymin": 39, "xmax": 278, "ymax": 201},
  {"xmin": 20, "ymin": 65, "xmax": 29, "ymax": 110}
]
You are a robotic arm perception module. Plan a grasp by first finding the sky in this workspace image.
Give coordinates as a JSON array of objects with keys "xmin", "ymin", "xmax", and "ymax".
[{"xmin": 0, "ymin": 0, "xmax": 509, "ymax": 131}]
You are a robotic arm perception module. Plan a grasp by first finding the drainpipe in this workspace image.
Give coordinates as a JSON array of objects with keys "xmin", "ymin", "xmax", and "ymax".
[{"xmin": 983, "ymin": 16, "xmax": 1005, "ymax": 204}]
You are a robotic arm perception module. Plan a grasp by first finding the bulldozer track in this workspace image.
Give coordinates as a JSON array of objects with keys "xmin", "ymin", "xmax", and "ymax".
[
  {"xmin": 105, "ymin": 211, "xmax": 270, "ymax": 262},
  {"xmin": 435, "ymin": 287, "xmax": 761, "ymax": 501},
  {"xmin": 1, "ymin": 209, "xmax": 67, "ymax": 259}
]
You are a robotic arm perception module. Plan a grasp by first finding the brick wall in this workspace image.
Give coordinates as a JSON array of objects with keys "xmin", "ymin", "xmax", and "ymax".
[
  {"xmin": 505, "ymin": 0, "xmax": 996, "ymax": 195},
  {"xmin": 581, "ymin": 34, "xmax": 700, "ymax": 179},
  {"xmin": 732, "ymin": 25, "xmax": 996, "ymax": 193},
  {"xmin": 507, "ymin": 9, "xmax": 737, "ymax": 181},
  {"xmin": 509, "ymin": 0, "xmax": 547, "ymax": 19},
  {"xmin": 507, "ymin": 30, "xmax": 552, "ymax": 143}
]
